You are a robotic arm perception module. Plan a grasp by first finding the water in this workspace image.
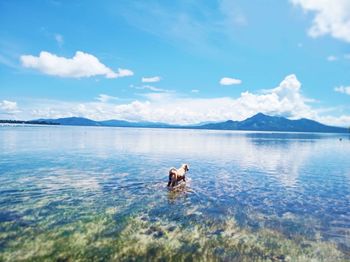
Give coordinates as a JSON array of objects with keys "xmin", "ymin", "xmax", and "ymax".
[{"xmin": 0, "ymin": 126, "xmax": 349, "ymax": 261}]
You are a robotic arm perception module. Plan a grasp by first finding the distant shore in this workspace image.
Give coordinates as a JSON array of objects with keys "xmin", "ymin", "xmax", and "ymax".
[
  {"xmin": 0, "ymin": 120, "xmax": 60, "ymax": 126},
  {"xmin": 1, "ymin": 113, "xmax": 349, "ymax": 133}
]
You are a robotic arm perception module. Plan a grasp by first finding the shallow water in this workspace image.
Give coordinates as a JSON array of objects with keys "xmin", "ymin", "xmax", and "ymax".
[{"xmin": 0, "ymin": 126, "xmax": 349, "ymax": 261}]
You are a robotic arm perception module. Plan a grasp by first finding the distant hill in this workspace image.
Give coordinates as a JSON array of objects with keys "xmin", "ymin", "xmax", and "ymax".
[
  {"xmin": 39, "ymin": 117, "xmax": 174, "ymax": 128},
  {"xmin": 100, "ymin": 120, "xmax": 174, "ymax": 128},
  {"xmin": 38, "ymin": 117, "xmax": 101, "ymax": 126},
  {"xmin": 197, "ymin": 113, "xmax": 348, "ymax": 133},
  {"xmin": 29, "ymin": 113, "xmax": 349, "ymax": 133}
]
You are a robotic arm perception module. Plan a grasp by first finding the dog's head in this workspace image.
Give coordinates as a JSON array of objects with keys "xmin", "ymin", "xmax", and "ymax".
[{"xmin": 183, "ymin": 164, "xmax": 189, "ymax": 172}]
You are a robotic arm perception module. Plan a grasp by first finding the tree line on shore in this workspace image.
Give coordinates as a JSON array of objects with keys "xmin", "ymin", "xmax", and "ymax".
[{"xmin": 0, "ymin": 120, "xmax": 60, "ymax": 125}]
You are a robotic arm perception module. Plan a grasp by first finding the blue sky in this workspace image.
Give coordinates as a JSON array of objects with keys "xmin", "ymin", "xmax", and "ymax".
[{"xmin": 1, "ymin": 0, "xmax": 350, "ymax": 126}]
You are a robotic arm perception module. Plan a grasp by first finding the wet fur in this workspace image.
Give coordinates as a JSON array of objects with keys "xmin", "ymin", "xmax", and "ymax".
[{"xmin": 167, "ymin": 164, "xmax": 189, "ymax": 187}]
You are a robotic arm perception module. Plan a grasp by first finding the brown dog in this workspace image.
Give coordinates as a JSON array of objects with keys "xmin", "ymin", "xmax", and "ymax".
[{"xmin": 167, "ymin": 164, "xmax": 189, "ymax": 187}]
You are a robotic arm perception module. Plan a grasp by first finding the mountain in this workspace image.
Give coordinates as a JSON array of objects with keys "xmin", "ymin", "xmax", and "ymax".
[
  {"xmin": 99, "ymin": 120, "xmax": 141, "ymax": 127},
  {"xmin": 100, "ymin": 120, "xmax": 174, "ymax": 128},
  {"xmin": 198, "ymin": 113, "xmax": 348, "ymax": 133},
  {"xmin": 39, "ymin": 117, "xmax": 101, "ymax": 126},
  {"xmin": 41, "ymin": 117, "xmax": 174, "ymax": 128},
  {"xmin": 195, "ymin": 120, "xmax": 239, "ymax": 130},
  {"xmin": 35, "ymin": 114, "xmax": 349, "ymax": 133}
]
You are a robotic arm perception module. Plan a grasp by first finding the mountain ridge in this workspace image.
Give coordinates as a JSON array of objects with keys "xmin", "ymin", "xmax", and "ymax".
[{"xmin": 30, "ymin": 113, "xmax": 349, "ymax": 133}]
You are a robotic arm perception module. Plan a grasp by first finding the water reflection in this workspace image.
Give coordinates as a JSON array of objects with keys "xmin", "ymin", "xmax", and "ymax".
[{"xmin": 0, "ymin": 126, "xmax": 349, "ymax": 260}]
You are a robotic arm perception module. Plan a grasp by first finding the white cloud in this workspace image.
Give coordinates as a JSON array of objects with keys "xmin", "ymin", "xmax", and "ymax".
[
  {"xmin": 334, "ymin": 86, "xmax": 350, "ymax": 95},
  {"xmin": 291, "ymin": 0, "xmax": 350, "ymax": 43},
  {"xmin": 134, "ymin": 85, "xmax": 170, "ymax": 92},
  {"xmin": 0, "ymin": 100, "xmax": 20, "ymax": 115},
  {"xmin": 220, "ymin": 77, "xmax": 242, "ymax": 85},
  {"xmin": 116, "ymin": 68, "xmax": 134, "ymax": 78},
  {"xmin": 327, "ymin": 55, "xmax": 338, "ymax": 61},
  {"xmin": 54, "ymin": 34, "xmax": 64, "ymax": 47},
  {"xmin": 141, "ymin": 76, "xmax": 161, "ymax": 83},
  {"xmin": 9, "ymin": 74, "xmax": 350, "ymax": 127},
  {"xmin": 20, "ymin": 51, "xmax": 134, "ymax": 79},
  {"xmin": 95, "ymin": 94, "xmax": 119, "ymax": 103},
  {"xmin": 191, "ymin": 89, "xmax": 199, "ymax": 93},
  {"xmin": 23, "ymin": 74, "xmax": 313, "ymax": 124},
  {"xmin": 317, "ymin": 115, "xmax": 350, "ymax": 127},
  {"xmin": 141, "ymin": 92, "xmax": 175, "ymax": 102}
]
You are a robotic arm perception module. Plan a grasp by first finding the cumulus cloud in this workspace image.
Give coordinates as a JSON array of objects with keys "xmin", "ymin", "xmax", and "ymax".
[
  {"xmin": 11, "ymin": 74, "xmax": 350, "ymax": 127},
  {"xmin": 141, "ymin": 76, "xmax": 161, "ymax": 83},
  {"xmin": 0, "ymin": 100, "xmax": 20, "ymax": 115},
  {"xmin": 334, "ymin": 86, "xmax": 350, "ymax": 95},
  {"xmin": 219, "ymin": 77, "xmax": 242, "ymax": 85},
  {"xmin": 141, "ymin": 92, "xmax": 175, "ymax": 102},
  {"xmin": 291, "ymin": 0, "xmax": 350, "ymax": 43},
  {"xmin": 317, "ymin": 115, "xmax": 350, "ymax": 128},
  {"xmin": 20, "ymin": 51, "xmax": 134, "ymax": 79},
  {"xmin": 24, "ymin": 74, "xmax": 313, "ymax": 124}
]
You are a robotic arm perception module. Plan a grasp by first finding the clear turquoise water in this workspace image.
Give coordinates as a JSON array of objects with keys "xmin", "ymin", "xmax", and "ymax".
[{"xmin": 0, "ymin": 126, "xmax": 349, "ymax": 261}]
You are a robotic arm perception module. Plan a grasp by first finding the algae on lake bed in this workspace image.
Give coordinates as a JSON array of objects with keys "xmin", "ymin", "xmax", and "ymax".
[{"xmin": 0, "ymin": 208, "xmax": 347, "ymax": 262}]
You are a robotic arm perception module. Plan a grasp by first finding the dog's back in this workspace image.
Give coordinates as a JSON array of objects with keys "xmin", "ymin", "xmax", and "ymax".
[
  {"xmin": 167, "ymin": 164, "xmax": 189, "ymax": 187},
  {"xmin": 168, "ymin": 168, "xmax": 177, "ymax": 187}
]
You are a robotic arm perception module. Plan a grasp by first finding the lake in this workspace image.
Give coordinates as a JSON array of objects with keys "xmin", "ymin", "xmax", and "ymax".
[{"xmin": 0, "ymin": 125, "xmax": 349, "ymax": 261}]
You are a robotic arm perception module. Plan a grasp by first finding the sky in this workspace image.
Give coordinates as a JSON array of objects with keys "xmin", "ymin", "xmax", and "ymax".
[{"xmin": 1, "ymin": 0, "xmax": 350, "ymax": 126}]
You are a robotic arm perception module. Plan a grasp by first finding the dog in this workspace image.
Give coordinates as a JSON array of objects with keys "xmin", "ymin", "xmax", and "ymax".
[{"xmin": 167, "ymin": 164, "xmax": 189, "ymax": 187}]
